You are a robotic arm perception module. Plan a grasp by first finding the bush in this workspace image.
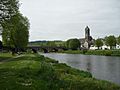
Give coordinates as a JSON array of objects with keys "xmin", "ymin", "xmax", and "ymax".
[
  {"xmin": 111, "ymin": 50, "xmax": 120, "ymax": 56},
  {"xmin": 86, "ymin": 50, "xmax": 112, "ymax": 56},
  {"xmin": 66, "ymin": 39, "xmax": 80, "ymax": 50}
]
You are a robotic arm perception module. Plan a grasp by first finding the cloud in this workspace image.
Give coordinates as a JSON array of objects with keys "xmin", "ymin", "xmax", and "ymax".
[{"xmin": 19, "ymin": 0, "xmax": 120, "ymax": 41}]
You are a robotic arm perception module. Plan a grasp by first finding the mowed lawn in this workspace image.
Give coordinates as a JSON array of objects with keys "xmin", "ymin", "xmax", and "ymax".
[{"xmin": 0, "ymin": 53, "xmax": 120, "ymax": 90}]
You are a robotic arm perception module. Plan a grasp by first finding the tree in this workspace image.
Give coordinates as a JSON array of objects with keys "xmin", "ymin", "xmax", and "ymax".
[
  {"xmin": 0, "ymin": 40, "xmax": 3, "ymax": 49},
  {"xmin": 117, "ymin": 36, "xmax": 120, "ymax": 45},
  {"xmin": 66, "ymin": 39, "xmax": 71, "ymax": 48},
  {"xmin": 95, "ymin": 38, "xmax": 103, "ymax": 49},
  {"xmin": 2, "ymin": 13, "xmax": 29, "ymax": 50},
  {"xmin": 46, "ymin": 41, "xmax": 57, "ymax": 47},
  {"xmin": 0, "ymin": 0, "xmax": 19, "ymax": 22},
  {"xmin": 66, "ymin": 38, "xmax": 80, "ymax": 50},
  {"xmin": 105, "ymin": 35, "xmax": 116, "ymax": 49},
  {"xmin": 0, "ymin": 0, "xmax": 19, "ymax": 34}
]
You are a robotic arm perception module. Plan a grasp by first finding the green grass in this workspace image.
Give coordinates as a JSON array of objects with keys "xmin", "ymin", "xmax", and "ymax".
[
  {"xmin": 111, "ymin": 50, "xmax": 120, "ymax": 56},
  {"xmin": 0, "ymin": 53, "xmax": 13, "ymax": 62},
  {"xmin": 58, "ymin": 50, "xmax": 83, "ymax": 54},
  {"xmin": 0, "ymin": 53, "xmax": 120, "ymax": 90},
  {"xmin": 85, "ymin": 50, "xmax": 113, "ymax": 56}
]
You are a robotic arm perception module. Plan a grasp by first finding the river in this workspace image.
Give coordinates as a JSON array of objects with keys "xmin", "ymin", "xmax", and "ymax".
[{"xmin": 41, "ymin": 53, "xmax": 120, "ymax": 85}]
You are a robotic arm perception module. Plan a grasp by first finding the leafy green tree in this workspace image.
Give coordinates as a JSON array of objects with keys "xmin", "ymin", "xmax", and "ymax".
[
  {"xmin": 66, "ymin": 39, "xmax": 71, "ymax": 48},
  {"xmin": 2, "ymin": 13, "xmax": 29, "ymax": 49},
  {"xmin": 1, "ymin": 20, "xmax": 11, "ymax": 47},
  {"xmin": 61, "ymin": 41, "xmax": 66, "ymax": 48},
  {"xmin": 46, "ymin": 41, "xmax": 57, "ymax": 47},
  {"xmin": 117, "ymin": 36, "xmax": 120, "ymax": 45},
  {"xmin": 66, "ymin": 38, "xmax": 80, "ymax": 50},
  {"xmin": 0, "ymin": 0, "xmax": 19, "ymax": 22},
  {"xmin": 95, "ymin": 38, "xmax": 103, "ymax": 49},
  {"xmin": 0, "ymin": 0, "xmax": 19, "ymax": 35},
  {"xmin": 105, "ymin": 35, "xmax": 116, "ymax": 49}
]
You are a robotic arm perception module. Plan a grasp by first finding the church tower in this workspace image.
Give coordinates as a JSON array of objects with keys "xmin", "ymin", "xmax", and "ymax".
[
  {"xmin": 84, "ymin": 26, "xmax": 91, "ymax": 49},
  {"xmin": 85, "ymin": 26, "xmax": 90, "ymax": 42}
]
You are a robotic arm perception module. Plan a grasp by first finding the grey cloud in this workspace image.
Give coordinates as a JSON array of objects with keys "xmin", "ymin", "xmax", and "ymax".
[{"xmin": 19, "ymin": 0, "xmax": 120, "ymax": 41}]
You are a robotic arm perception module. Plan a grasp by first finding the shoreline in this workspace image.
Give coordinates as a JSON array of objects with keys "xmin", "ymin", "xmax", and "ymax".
[
  {"xmin": 57, "ymin": 50, "xmax": 120, "ymax": 57},
  {"xmin": 0, "ymin": 53, "xmax": 120, "ymax": 89}
]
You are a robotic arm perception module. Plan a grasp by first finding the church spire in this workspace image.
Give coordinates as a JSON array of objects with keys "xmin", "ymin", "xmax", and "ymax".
[{"xmin": 85, "ymin": 26, "xmax": 90, "ymax": 40}]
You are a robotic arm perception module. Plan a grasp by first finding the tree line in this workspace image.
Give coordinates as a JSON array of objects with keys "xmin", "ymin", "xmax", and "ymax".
[
  {"xmin": 95, "ymin": 35, "xmax": 120, "ymax": 50},
  {"xmin": 30, "ymin": 35, "xmax": 120, "ymax": 50},
  {"xmin": 29, "ymin": 39, "xmax": 81, "ymax": 50},
  {"xmin": 0, "ymin": 0, "xmax": 29, "ymax": 52},
  {"xmin": 66, "ymin": 35, "xmax": 120, "ymax": 50}
]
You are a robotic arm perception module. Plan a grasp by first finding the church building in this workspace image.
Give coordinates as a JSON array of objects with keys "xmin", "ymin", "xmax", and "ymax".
[{"xmin": 79, "ymin": 26, "xmax": 94, "ymax": 49}]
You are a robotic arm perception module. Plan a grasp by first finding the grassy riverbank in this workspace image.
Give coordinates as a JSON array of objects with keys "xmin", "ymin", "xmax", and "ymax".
[
  {"xmin": 0, "ymin": 53, "xmax": 120, "ymax": 90},
  {"xmin": 59, "ymin": 50, "xmax": 120, "ymax": 56},
  {"xmin": 0, "ymin": 53, "xmax": 13, "ymax": 61}
]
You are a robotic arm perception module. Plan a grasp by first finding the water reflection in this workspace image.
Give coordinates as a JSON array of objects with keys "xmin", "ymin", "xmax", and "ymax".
[{"xmin": 42, "ymin": 53, "xmax": 120, "ymax": 85}]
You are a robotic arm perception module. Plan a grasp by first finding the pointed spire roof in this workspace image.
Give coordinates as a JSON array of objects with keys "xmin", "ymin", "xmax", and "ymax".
[
  {"xmin": 85, "ymin": 26, "xmax": 90, "ymax": 31},
  {"xmin": 86, "ymin": 26, "xmax": 89, "ymax": 28}
]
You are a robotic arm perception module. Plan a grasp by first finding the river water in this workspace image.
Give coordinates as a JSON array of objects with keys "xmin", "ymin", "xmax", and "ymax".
[{"xmin": 41, "ymin": 53, "xmax": 120, "ymax": 85}]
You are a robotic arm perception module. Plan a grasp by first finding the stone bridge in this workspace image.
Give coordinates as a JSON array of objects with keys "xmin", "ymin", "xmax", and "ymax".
[{"xmin": 27, "ymin": 45, "xmax": 67, "ymax": 53}]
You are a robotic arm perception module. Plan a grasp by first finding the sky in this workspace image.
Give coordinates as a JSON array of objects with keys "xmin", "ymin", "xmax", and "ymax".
[{"xmin": 19, "ymin": 0, "xmax": 120, "ymax": 41}]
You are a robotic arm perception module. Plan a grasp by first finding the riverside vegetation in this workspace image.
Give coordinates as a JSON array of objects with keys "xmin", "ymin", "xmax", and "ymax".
[
  {"xmin": 59, "ymin": 50, "xmax": 120, "ymax": 56},
  {"xmin": 0, "ymin": 53, "xmax": 120, "ymax": 90}
]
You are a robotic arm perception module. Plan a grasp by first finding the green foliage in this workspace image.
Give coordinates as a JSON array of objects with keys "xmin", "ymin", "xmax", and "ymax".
[
  {"xmin": 59, "ymin": 50, "xmax": 83, "ymax": 54},
  {"xmin": 1, "ymin": 0, "xmax": 29, "ymax": 50},
  {"xmin": 0, "ymin": 0, "xmax": 19, "ymax": 36},
  {"xmin": 95, "ymin": 38, "xmax": 103, "ymax": 49},
  {"xmin": 0, "ymin": 54, "xmax": 59, "ymax": 90},
  {"xmin": 111, "ymin": 50, "xmax": 120, "ymax": 56},
  {"xmin": 2, "ymin": 13, "xmax": 29, "ymax": 49},
  {"xmin": 59, "ymin": 50, "xmax": 120, "ymax": 56},
  {"xmin": 45, "ymin": 57, "xmax": 59, "ymax": 63},
  {"xmin": 66, "ymin": 38, "xmax": 81, "ymax": 50},
  {"xmin": 0, "ymin": 53, "xmax": 120, "ymax": 90},
  {"xmin": 0, "ymin": 53, "xmax": 13, "ymax": 61},
  {"xmin": 53, "ymin": 63, "xmax": 92, "ymax": 78},
  {"xmin": 105, "ymin": 35, "xmax": 117, "ymax": 49},
  {"xmin": 46, "ymin": 41, "xmax": 57, "ymax": 47},
  {"xmin": 86, "ymin": 50, "xmax": 113, "ymax": 56},
  {"xmin": 0, "ymin": 0, "xmax": 19, "ymax": 23},
  {"xmin": 117, "ymin": 36, "xmax": 120, "ymax": 45},
  {"xmin": 29, "ymin": 41, "xmax": 66, "ymax": 48},
  {"xmin": 60, "ymin": 76, "xmax": 120, "ymax": 90},
  {"xmin": 66, "ymin": 39, "xmax": 70, "ymax": 48}
]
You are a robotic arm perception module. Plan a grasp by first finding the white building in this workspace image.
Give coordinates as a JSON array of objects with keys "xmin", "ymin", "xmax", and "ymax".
[
  {"xmin": 90, "ymin": 44, "xmax": 120, "ymax": 50},
  {"xmin": 116, "ymin": 44, "xmax": 120, "ymax": 49},
  {"xmin": 101, "ymin": 45, "xmax": 110, "ymax": 50}
]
